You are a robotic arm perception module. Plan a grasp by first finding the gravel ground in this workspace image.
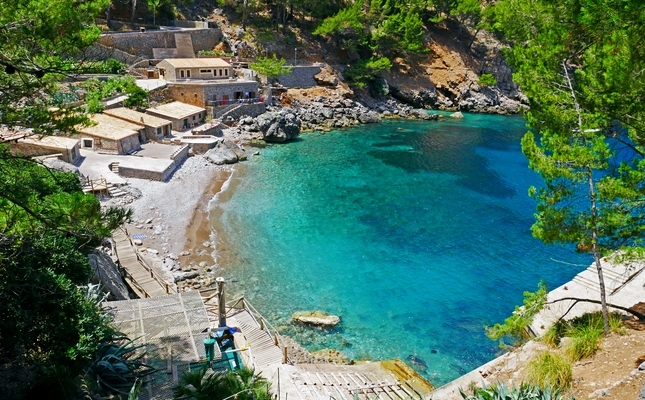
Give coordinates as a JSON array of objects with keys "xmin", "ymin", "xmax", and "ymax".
[{"xmin": 100, "ymin": 155, "xmax": 234, "ymax": 288}]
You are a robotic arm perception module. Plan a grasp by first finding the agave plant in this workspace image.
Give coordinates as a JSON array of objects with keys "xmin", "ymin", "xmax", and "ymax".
[
  {"xmin": 173, "ymin": 367, "xmax": 271, "ymax": 400},
  {"xmin": 84, "ymin": 337, "xmax": 157, "ymax": 397},
  {"xmin": 459, "ymin": 382, "xmax": 574, "ymax": 400}
]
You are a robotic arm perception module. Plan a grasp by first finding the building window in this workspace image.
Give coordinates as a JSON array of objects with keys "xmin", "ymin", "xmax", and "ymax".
[
  {"xmin": 218, "ymin": 69, "xmax": 222, "ymax": 77},
  {"xmin": 192, "ymin": 115, "xmax": 196, "ymax": 120},
  {"xmin": 225, "ymin": 69, "xmax": 228, "ymax": 76},
  {"xmin": 180, "ymin": 70, "xmax": 185, "ymax": 78},
  {"xmin": 82, "ymin": 138, "xmax": 93, "ymax": 148},
  {"xmin": 186, "ymin": 70, "xmax": 191, "ymax": 78},
  {"xmin": 198, "ymin": 113, "xmax": 202, "ymax": 118},
  {"xmin": 200, "ymin": 69, "xmax": 212, "ymax": 74}
]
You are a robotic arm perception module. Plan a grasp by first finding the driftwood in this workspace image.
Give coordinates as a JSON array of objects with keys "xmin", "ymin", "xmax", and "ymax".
[{"xmin": 547, "ymin": 297, "xmax": 645, "ymax": 321}]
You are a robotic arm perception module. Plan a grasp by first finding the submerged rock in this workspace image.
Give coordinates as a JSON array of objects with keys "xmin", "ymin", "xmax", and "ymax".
[{"xmin": 292, "ymin": 311, "xmax": 340, "ymax": 327}]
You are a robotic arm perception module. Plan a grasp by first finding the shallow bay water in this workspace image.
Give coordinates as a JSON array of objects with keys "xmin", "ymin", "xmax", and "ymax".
[{"xmin": 210, "ymin": 114, "xmax": 591, "ymax": 385}]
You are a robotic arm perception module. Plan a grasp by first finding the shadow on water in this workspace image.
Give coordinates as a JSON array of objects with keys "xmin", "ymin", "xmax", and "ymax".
[{"xmin": 366, "ymin": 127, "xmax": 517, "ymax": 198}]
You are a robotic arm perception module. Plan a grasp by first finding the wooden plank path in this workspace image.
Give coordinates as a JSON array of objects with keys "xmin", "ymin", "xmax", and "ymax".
[
  {"xmin": 227, "ymin": 308, "xmax": 285, "ymax": 372},
  {"xmin": 113, "ymin": 227, "xmax": 174, "ymax": 298}
]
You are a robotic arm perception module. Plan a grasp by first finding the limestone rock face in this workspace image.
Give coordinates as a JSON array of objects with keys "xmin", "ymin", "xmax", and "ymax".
[
  {"xmin": 358, "ymin": 110, "xmax": 381, "ymax": 124},
  {"xmin": 257, "ymin": 108, "xmax": 301, "ymax": 142},
  {"xmin": 88, "ymin": 249, "xmax": 130, "ymax": 301},
  {"xmin": 292, "ymin": 311, "xmax": 340, "ymax": 327},
  {"xmin": 410, "ymin": 109, "xmax": 439, "ymax": 120},
  {"xmin": 314, "ymin": 67, "xmax": 339, "ymax": 87},
  {"xmin": 390, "ymin": 86, "xmax": 438, "ymax": 109},
  {"xmin": 205, "ymin": 139, "xmax": 245, "ymax": 165}
]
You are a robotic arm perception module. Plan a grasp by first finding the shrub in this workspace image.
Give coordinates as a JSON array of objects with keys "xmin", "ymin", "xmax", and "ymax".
[
  {"xmin": 526, "ymin": 352, "xmax": 573, "ymax": 391},
  {"xmin": 542, "ymin": 311, "xmax": 625, "ymax": 360},
  {"xmin": 460, "ymin": 381, "xmax": 573, "ymax": 400},
  {"xmin": 486, "ymin": 281, "xmax": 548, "ymax": 348},
  {"xmin": 478, "ymin": 73, "xmax": 497, "ymax": 87}
]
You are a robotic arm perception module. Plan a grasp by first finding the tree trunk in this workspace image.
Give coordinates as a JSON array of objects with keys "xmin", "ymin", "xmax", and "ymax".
[
  {"xmin": 106, "ymin": 2, "xmax": 112, "ymax": 29},
  {"xmin": 131, "ymin": 0, "xmax": 138, "ymax": 28},
  {"xmin": 242, "ymin": 0, "xmax": 248, "ymax": 29},
  {"xmin": 562, "ymin": 59, "xmax": 611, "ymax": 335}
]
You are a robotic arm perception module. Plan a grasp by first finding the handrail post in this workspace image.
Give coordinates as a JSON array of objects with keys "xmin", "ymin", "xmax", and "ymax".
[{"xmin": 259, "ymin": 317, "xmax": 265, "ymax": 331}]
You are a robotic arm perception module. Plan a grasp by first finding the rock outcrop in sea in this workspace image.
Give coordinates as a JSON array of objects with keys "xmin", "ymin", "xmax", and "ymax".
[{"xmin": 292, "ymin": 311, "xmax": 341, "ymax": 327}]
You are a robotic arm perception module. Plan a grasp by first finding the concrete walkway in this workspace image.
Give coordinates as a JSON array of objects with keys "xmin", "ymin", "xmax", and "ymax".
[{"xmin": 76, "ymin": 145, "xmax": 179, "ymax": 184}]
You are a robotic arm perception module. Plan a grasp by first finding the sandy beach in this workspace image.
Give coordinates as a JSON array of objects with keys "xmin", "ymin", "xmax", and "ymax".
[{"xmin": 115, "ymin": 155, "xmax": 236, "ymax": 288}]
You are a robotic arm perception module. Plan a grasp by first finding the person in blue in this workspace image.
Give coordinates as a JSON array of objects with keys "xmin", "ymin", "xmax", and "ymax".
[{"xmin": 217, "ymin": 328, "xmax": 234, "ymax": 350}]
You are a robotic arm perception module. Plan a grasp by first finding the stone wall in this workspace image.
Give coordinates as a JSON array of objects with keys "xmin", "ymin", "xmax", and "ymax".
[
  {"xmin": 118, "ymin": 161, "xmax": 178, "ymax": 181},
  {"xmin": 94, "ymin": 29, "xmax": 222, "ymax": 60},
  {"xmin": 171, "ymin": 20, "xmax": 209, "ymax": 29},
  {"xmin": 170, "ymin": 144, "xmax": 190, "ymax": 163},
  {"xmin": 167, "ymin": 84, "xmax": 206, "ymax": 108},
  {"xmin": 219, "ymin": 103, "xmax": 266, "ymax": 120},
  {"xmin": 167, "ymin": 81, "xmax": 260, "ymax": 110},
  {"xmin": 276, "ymin": 65, "xmax": 322, "ymax": 88},
  {"xmin": 11, "ymin": 142, "xmax": 80, "ymax": 164}
]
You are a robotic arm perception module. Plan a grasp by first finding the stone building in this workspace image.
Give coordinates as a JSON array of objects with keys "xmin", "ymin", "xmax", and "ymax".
[
  {"xmin": 104, "ymin": 107, "xmax": 172, "ymax": 141},
  {"xmin": 156, "ymin": 58, "xmax": 233, "ymax": 82},
  {"xmin": 75, "ymin": 114, "xmax": 144, "ymax": 155},
  {"xmin": 155, "ymin": 57, "xmax": 263, "ymax": 116},
  {"xmin": 146, "ymin": 101, "xmax": 206, "ymax": 131},
  {"xmin": 11, "ymin": 135, "xmax": 81, "ymax": 164}
]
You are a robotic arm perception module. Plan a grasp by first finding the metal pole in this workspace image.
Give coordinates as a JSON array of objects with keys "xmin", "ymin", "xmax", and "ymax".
[
  {"xmin": 294, "ymin": 48, "xmax": 297, "ymax": 66},
  {"xmin": 216, "ymin": 277, "xmax": 226, "ymax": 327}
]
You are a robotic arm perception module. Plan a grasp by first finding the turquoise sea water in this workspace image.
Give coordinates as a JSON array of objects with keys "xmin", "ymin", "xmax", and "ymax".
[{"xmin": 211, "ymin": 113, "xmax": 591, "ymax": 386}]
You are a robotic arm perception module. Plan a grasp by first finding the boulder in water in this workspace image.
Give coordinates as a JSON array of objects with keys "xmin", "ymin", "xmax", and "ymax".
[{"xmin": 292, "ymin": 311, "xmax": 340, "ymax": 327}]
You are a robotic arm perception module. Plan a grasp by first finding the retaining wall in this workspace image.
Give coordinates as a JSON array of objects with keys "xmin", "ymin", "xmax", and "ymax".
[
  {"xmin": 94, "ymin": 29, "xmax": 222, "ymax": 60},
  {"xmin": 170, "ymin": 144, "xmax": 190, "ymax": 162},
  {"xmin": 276, "ymin": 65, "xmax": 322, "ymax": 88},
  {"xmin": 219, "ymin": 103, "xmax": 266, "ymax": 120},
  {"xmin": 118, "ymin": 161, "xmax": 177, "ymax": 181}
]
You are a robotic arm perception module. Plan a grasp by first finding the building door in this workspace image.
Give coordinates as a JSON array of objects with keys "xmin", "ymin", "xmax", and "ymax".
[
  {"xmin": 186, "ymin": 70, "xmax": 191, "ymax": 78},
  {"xmin": 180, "ymin": 70, "xmax": 185, "ymax": 78},
  {"xmin": 183, "ymin": 118, "xmax": 188, "ymax": 129}
]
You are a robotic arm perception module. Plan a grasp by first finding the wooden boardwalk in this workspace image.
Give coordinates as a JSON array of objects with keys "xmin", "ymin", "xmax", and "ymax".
[
  {"xmin": 113, "ymin": 227, "xmax": 174, "ymax": 298},
  {"xmin": 227, "ymin": 308, "xmax": 285, "ymax": 372}
]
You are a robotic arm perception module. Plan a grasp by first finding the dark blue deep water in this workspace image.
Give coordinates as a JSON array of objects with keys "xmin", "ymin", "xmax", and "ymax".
[{"xmin": 211, "ymin": 114, "xmax": 591, "ymax": 386}]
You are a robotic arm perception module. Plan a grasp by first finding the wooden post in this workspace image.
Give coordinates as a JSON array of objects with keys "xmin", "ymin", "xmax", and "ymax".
[{"xmin": 216, "ymin": 277, "xmax": 226, "ymax": 327}]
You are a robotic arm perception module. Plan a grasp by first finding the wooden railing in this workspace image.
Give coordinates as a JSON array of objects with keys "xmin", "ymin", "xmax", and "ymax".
[{"xmin": 220, "ymin": 296, "xmax": 290, "ymax": 364}]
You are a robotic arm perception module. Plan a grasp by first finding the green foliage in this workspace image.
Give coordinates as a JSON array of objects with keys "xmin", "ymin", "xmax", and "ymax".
[
  {"xmin": 460, "ymin": 381, "xmax": 573, "ymax": 400},
  {"xmin": 486, "ymin": 281, "xmax": 547, "ymax": 348},
  {"xmin": 0, "ymin": 145, "xmax": 131, "ymax": 398},
  {"xmin": 147, "ymin": 0, "xmax": 167, "ymax": 25},
  {"xmin": 345, "ymin": 56, "xmax": 392, "ymax": 87},
  {"xmin": 84, "ymin": 76, "xmax": 149, "ymax": 112},
  {"xmin": 199, "ymin": 49, "xmax": 229, "ymax": 57},
  {"xmin": 490, "ymin": 0, "xmax": 645, "ymax": 334},
  {"xmin": 250, "ymin": 54, "xmax": 292, "ymax": 79},
  {"xmin": 544, "ymin": 312, "xmax": 625, "ymax": 360},
  {"xmin": 173, "ymin": 367, "xmax": 271, "ymax": 400},
  {"xmin": 478, "ymin": 73, "xmax": 497, "ymax": 87},
  {"xmin": 526, "ymin": 352, "xmax": 573, "ymax": 391},
  {"xmin": 0, "ymin": 0, "xmax": 109, "ymax": 134},
  {"xmin": 84, "ymin": 338, "xmax": 157, "ymax": 396}
]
